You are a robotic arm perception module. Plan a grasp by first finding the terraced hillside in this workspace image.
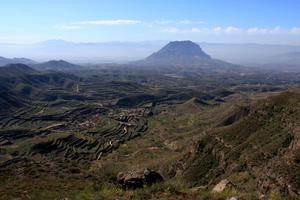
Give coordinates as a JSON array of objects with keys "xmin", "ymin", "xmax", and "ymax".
[{"xmin": 30, "ymin": 107, "xmax": 149, "ymax": 161}]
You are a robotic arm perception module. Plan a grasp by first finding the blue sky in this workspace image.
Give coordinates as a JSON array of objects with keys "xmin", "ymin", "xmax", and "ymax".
[{"xmin": 1, "ymin": 0, "xmax": 300, "ymax": 44}]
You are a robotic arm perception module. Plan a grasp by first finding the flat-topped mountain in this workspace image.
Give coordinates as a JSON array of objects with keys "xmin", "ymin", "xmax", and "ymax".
[
  {"xmin": 135, "ymin": 40, "xmax": 249, "ymax": 74},
  {"xmin": 138, "ymin": 41, "xmax": 211, "ymax": 66},
  {"xmin": 32, "ymin": 60, "xmax": 82, "ymax": 71},
  {"xmin": 147, "ymin": 40, "xmax": 211, "ymax": 60}
]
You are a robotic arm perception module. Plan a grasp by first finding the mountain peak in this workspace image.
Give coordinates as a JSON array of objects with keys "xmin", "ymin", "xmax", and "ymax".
[
  {"xmin": 153, "ymin": 40, "xmax": 211, "ymax": 59},
  {"xmin": 159, "ymin": 40, "xmax": 210, "ymax": 59},
  {"xmin": 33, "ymin": 60, "xmax": 82, "ymax": 71},
  {"xmin": 137, "ymin": 40, "xmax": 213, "ymax": 67},
  {"xmin": 135, "ymin": 40, "xmax": 244, "ymax": 73}
]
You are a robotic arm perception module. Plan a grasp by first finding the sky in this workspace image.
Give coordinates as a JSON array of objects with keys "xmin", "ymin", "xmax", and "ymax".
[{"xmin": 1, "ymin": 0, "xmax": 300, "ymax": 44}]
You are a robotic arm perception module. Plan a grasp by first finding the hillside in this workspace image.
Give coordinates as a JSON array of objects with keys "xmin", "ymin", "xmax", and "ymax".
[
  {"xmin": 172, "ymin": 90, "xmax": 300, "ymax": 198},
  {"xmin": 32, "ymin": 60, "xmax": 82, "ymax": 71},
  {"xmin": 0, "ymin": 64, "xmax": 38, "ymax": 77},
  {"xmin": 0, "ymin": 56, "xmax": 36, "ymax": 66},
  {"xmin": 0, "ymin": 64, "xmax": 78, "ymax": 112}
]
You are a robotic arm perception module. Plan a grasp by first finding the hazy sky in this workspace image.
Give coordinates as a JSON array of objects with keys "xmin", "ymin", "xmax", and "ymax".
[{"xmin": 1, "ymin": 0, "xmax": 300, "ymax": 44}]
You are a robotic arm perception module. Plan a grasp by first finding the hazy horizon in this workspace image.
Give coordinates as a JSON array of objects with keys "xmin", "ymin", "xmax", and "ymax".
[
  {"xmin": 1, "ymin": 39, "xmax": 300, "ymax": 67},
  {"xmin": 4, "ymin": 38, "xmax": 300, "ymax": 46}
]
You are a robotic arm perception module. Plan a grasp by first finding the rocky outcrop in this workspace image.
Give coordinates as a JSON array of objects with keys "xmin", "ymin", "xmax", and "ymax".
[{"xmin": 117, "ymin": 168, "xmax": 163, "ymax": 189}]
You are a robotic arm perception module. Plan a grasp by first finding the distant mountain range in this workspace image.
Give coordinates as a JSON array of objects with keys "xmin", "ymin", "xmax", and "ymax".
[
  {"xmin": 0, "ymin": 56, "xmax": 36, "ymax": 66},
  {"xmin": 0, "ymin": 58, "xmax": 82, "ymax": 71},
  {"xmin": 0, "ymin": 40, "xmax": 299, "ymax": 71}
]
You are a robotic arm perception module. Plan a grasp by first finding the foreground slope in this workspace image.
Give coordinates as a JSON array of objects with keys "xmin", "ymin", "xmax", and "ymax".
[{"xmin": 173, "ymin": 89, "xmax": 300, "ymax": 198}]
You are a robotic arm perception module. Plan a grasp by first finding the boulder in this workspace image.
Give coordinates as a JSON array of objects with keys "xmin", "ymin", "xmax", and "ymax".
[
  {"xmin": 190, "ymin": 185, "xmax": 208, "ymax": 192},
  {"xmin": 212, "ymin": 179, "xmax": 233, "ymax": 193},
  {"xmin": 117, "ymin": 168, "xmax": 163, "ymax": 189},
  {"xmin": 227, "ymin": 196, "xmax": 239, "ymax": 200}
]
